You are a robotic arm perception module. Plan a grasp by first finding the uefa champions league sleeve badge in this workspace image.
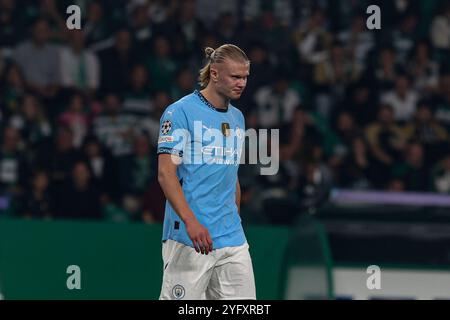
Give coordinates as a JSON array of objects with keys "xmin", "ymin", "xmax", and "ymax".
[{"xmin": 161, "ymin": 120, "xmax": 172, "ymax": 135}]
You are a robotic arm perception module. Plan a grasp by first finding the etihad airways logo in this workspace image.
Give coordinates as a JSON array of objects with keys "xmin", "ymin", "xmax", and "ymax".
[
  {"xmin": 202, "ymin": 146, "xmax": 240, "ymax": 157},
  {"xmin": 157, "ymin": 121, "xmax": 279, "ymax": 175}
]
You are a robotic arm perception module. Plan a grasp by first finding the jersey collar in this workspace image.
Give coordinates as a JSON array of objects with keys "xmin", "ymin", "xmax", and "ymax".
[{"xmin": 194, "ymin": 90, "xmax": 228, "ymax": 113}]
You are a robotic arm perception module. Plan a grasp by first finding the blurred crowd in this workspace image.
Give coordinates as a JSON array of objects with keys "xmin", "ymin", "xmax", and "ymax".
[{"xmin": 0, "ymin": 0, "xmax": 450, "ymax": 224}]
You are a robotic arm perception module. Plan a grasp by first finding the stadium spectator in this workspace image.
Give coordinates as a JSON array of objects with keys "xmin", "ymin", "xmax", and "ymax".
[
  {"xmin": 381, "ymin": 73, "xmax": 419, "ymax": 122},
  {"xmin": 335, "ymin": 136, "xmax": 377, "ymax": 189},
  {"xmin": 93, "ymin": 93, "xmax": 137, "ymax": 157},
  {"xmin": 391, "ymin": 12, "xmax": 419, "ymax": 63},
  {"xmin": 432, "ymin": 153, "xmax": 450, "ymax": 193},
  {"xmin": 9, "ymin": 94, "xmax": 52, "ymax": 159},
  {"xmin": 36, "ymin": 127, "xmax": 83, "ymax": 188},
  {"xmin": 128, "ymin": 2, "xmax": 154, "ymax": 58},
  {"xmin": 0, "ymin": 63, "xmax": 27, "ymax": 118},
  {"xmin": 19, "ymin": 170, "xmax": 53, "ymax": 219},
  {"xmin": 430, "ymin": 2, "xmax": 450, "ymax": 61},
  {"xmin": 403, "ymin": 100, "xmax": 449, "ymax": 163},
  {"xmin": 313, "ymin": 40, "xmax": 361, "ymax": 118},
  {"xmin": 59, "ymin": 29, "xmax": 100, "ymax": 96},
  {"xmin": 371, "ymin": 46, "xmax": 399, "ymax": 92},
  {"xmin": 82, "ymin": 135, "xmax": 117, "ymax": 202},
  {"xmin": 335, "ymin": 81, "xmax": 377, "ymax": 127},
  {"xmin": 391, "ymin": 141, "xmax": 430, "ymax": 191},
  {"xmin": 0, "ymin": 127, "xmax": 28, "ymax": 198},
  {"xmin": 13, "ymin": 18, "xmax": 60, "ymax": 101},
  {"xmin": 408, "ymin": 40, "xmax": 440, "ymax": 94},
  {"xmin": 293, "ymin": 6, "xmax": 331, "ymax": 67},
  {"xmin": 122, "ymin": 64, "xmax": 153, "ymax": 117},
  {"xmin": 146, "ymin": 35, "xmax": 178, "ymax": 92},
  {"xmin": 365, "ymin": 104, "xmax": 408, "ymax": 186},
  {"xmin": 0, "ymin": 0, "xmax": 24, "ymax": 49},
  {"xmin": 83, "ymin": 1, "xmax": 111, "ymax": 50},
  {"xmin": 58, "ymin": 92, "xmax": 89, "ymax": 148},
  {"xmin": 296, "ymin": 150, "xmax": 333, "ymax": 214},
  {"xmin": 214, "ymin": 11, "xmax": 238, "ymax": 44},
  {"xmin": 253, "ymin": 70, "xmax": 301, "ymax": 129},
  {"xmin": 337, "ymin": 14, "xmax": 376, "ymax": 72},
  {"xmin": 98, "ymin": 28, "xmax": 139, "ymax": 95},
  {"xmin": 327, "ymin": 110, "xmax": 362, "ymax": 163},
  {"xmin": 173, "ymin": 0, "xmax": 206, "ymax": 53},
  {"xmin": 54, "ymin": 161, "xmax": 102, "ymax": 220},
  {"xmin": 119, "ymin": 134, "xmax": 155, "ymax": 220}
]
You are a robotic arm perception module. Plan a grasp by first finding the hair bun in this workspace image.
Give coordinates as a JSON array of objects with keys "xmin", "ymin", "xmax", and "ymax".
[{"xmin": 205, "ymin": 47, "xmax": 215, "ymax": 59}]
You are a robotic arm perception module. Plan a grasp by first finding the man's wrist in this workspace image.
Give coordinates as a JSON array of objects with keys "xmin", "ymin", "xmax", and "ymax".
[{"xmin": 181, "ymin": 212, "xmax": 197, "ymax": 225}]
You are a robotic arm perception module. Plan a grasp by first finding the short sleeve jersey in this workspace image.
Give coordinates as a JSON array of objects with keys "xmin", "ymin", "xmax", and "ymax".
[{"xmin": 157, "ymin": 90, "xmax": 246, "ymax": 249}]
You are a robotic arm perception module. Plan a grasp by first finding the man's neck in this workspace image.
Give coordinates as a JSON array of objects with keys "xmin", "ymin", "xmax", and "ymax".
[{"xmin": 200, "ymin": 87, "xmax": 229, "ymax": 110}]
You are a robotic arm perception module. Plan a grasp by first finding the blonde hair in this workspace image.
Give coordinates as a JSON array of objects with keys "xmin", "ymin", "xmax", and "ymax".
[{"xmin": 198, "ymin": 44, "xmax": 250, "ymax": 88}]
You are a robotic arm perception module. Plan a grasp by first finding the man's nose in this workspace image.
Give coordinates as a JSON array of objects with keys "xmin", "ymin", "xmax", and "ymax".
[{"xmin": 237, "ymin": 79, "xmax": 246, "ymax": 87}]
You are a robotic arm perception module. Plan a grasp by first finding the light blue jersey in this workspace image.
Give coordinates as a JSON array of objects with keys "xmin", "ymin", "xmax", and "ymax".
[{"xmin": 157, "ymin": 90, "xmax": 246, "ymax": 249}]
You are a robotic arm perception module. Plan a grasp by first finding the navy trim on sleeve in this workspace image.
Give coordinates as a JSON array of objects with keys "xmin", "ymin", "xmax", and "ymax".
[{"xmin": 157, "ymin": 147, "xmax": 183, "ymax": 157}]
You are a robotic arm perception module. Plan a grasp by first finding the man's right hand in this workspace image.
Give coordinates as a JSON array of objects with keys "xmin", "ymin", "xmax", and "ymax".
[{"xmin": 185, "ymin": 218, "xmax": 213, "ymax": 255}]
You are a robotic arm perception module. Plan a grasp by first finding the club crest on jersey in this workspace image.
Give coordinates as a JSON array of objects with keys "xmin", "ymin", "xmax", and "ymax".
[
  {"xmin": 172, "ymin": 284, "xmax": 185, "ymax": 299},
  {"xmin": 161, "ymin": 120, "xmax": 172, "ymax": 134},
  {"xmin": 221, "ymin": 122, "xmax": 230, "ymax": 136}
]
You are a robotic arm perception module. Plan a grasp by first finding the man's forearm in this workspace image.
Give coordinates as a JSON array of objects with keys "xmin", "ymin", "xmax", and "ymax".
[{"xmin": 158, "ymin": 171, "xmax": 197, "ymax": 224}]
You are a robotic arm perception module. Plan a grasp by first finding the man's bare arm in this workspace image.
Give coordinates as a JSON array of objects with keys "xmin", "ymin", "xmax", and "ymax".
[{"xmin": 158, "ymin": 154, "xmax": 213, "ymax": 254}]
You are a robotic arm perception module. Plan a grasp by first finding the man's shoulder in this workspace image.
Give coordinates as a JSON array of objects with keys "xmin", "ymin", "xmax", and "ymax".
[{"xmin": 229, "ymin": 104, "xmax": 245, "ymax": 122}]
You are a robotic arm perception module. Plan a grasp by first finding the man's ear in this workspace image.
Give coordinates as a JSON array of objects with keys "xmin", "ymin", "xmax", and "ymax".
[{"xmin": 210, "ymin": 67, "xmax": 219, "ymax": 82}]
